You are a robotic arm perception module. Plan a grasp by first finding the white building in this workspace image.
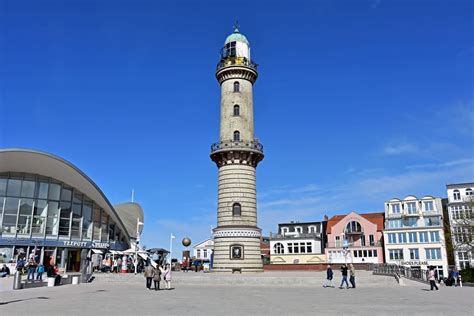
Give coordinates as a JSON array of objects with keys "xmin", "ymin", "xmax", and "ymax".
[
  {"xmin": 446, "ymin": 183, "xmax": 473, "ymax": 270},
  {"xmin": 193, "ymin": 239, "xmax": 214, "ymax": 262},
  {"xmin": 270, "ymin": 221, "xmax": 326, "ymax": 265},
  {"xmin": 383, "ymin": 195, "xmax": 448, "ymax": 278}
]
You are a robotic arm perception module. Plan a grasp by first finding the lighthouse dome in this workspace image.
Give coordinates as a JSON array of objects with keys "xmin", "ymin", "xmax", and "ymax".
[
  {"xmin": 224, "ymin": 27, "xmax": 249, "ymax": 45},
  {"xmin": 221, "ymin": 25, "xmax": 251, "ymax": 61}
]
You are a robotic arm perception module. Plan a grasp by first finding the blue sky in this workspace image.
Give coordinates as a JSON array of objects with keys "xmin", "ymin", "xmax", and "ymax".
[{"xmin": 1, "ymin": 0, "xmax": 473, "ymax": 258}]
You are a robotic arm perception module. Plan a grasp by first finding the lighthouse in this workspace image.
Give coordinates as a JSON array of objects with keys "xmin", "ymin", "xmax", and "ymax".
[{"xmin": 210, "ymin": 25, "xmax": 264, "ymax": 273}]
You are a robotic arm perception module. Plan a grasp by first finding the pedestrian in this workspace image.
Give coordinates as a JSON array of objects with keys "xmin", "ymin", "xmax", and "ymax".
[
  {"xmin": 453, "ymin": 269, "xmax": 459, "ymax": 287},
  {"xmin": 144, "ymin": 263, "xmax": 154, "ymax": 290},
  {"xmin": 160, "ymin": 264, "xmax": 172, "ymax": 290},
  {"xmin": 36, "ymin": 263, "xmax": 45, "ymax": 281},
  {"xmin": 323, "ymin": 264, "xmax": 335, "ymax": 288},
  {"xmin": 26, "ymin": 258, "xmax": 37, "ymax": 281},
  {"xmin": 349, "ymin": 264, "xmax": 356, "ymax": 288},
  {"xmin": 0, "ymin": 264, "xmax": 10, "ymax": 278},
  {"xmin": 153, "ymin": 265, "xmax": 161, "ymax": 291},
  {"xmin": 47, "ymin": 264, "xmax": 61, "ymax": 286},
  {"xmin": 427, "ymin": 266, "xmax": 439, "ymax": 291},
  {"xmin": 339, "ymin": 264, "xmax": 349, "ymax": 289}
]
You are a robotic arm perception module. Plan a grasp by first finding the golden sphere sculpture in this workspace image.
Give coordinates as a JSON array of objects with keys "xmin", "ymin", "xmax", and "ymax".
[{"xmin": 182, "ymin": 237, "xmax": 191, "ymax": 247}]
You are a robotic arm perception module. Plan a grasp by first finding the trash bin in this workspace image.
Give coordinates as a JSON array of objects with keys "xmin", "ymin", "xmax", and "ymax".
[
  {"xmin": 72, "ymin": 276, "xmax": 79, "ymax": 285},
  {"xmin": 47, "ymin": 277, "xmax": 56, "ymax": 287},
  {"xmin": 13, "ymin": 271, "xmax": 22, "ymax": 290}
]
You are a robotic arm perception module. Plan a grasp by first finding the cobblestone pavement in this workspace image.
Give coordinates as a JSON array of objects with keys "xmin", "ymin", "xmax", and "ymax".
[{"xmin": 1, "ymin": 271, "xmax": 473, "ymax": 315}]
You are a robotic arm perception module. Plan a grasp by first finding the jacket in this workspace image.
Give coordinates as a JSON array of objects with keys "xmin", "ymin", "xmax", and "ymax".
[
  {"xmin": 144, "ymin": 265, "xmax": 155, "ymax": 278},
  {"xmin": 326, "ymin": 268, "xmax": 333, "ymax": 280},
  {"xmin": 160, "ymin": 267, "xmax": 171, "ymax": 281},
  {"xmin": 428, "ymin": 270, "xmax": 436, "ymax": 281},
  {"xmin": 153, "ymin": 267, "xmax": 161, "ymax": 281}
]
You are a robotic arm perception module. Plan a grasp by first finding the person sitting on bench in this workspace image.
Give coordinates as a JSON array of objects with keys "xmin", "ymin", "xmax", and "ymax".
[{"xmin": 47, "ymin": 264, "xmax": 61, "ymax": 286}]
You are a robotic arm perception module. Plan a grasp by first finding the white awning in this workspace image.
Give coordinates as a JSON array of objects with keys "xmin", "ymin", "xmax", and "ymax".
[
  {"xmin": 92, "ymin": 249, "xmax": 104, "ymax": 254},
  {"xmin": 138, "ymin": 253, "xmax": 149, "ymax": 260}
]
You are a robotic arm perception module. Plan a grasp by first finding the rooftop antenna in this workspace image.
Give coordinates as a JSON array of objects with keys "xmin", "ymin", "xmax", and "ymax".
[{"xmin": 131, "ymin": 189, "xmax": 135, "ymax": 203}]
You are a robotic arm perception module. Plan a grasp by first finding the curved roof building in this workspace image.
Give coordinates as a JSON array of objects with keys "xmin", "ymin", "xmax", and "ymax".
[{"xmin": 0, "ymin": 148, "xmax": 144, "ymax": 271}]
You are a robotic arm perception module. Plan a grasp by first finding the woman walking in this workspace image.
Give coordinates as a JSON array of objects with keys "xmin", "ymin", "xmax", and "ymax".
[
  {"xmin": 160, "ymin": 264, "xmax": 172, "ymax": 290},
  {"xmin": 428, "ymin": 267, "xmax": 439, "ymax": 291},
  {"xmin": 323, "ymin": 264, "xmax": 335, "ymax": 288},
  {"xmin": 349, "ymin": 264, "xmax": 356, "ymax": 288}
]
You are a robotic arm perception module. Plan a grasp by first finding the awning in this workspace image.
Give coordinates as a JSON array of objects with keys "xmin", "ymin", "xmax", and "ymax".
[
  {"xmin": 92, "ymin": 249, "xmax": 104, "ymax": 254},
  {"xmin": 138, "ymin": 253, "xmax": 149, "ymax": 260}
]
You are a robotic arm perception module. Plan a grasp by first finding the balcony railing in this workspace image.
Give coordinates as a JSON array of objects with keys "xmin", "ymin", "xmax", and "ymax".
[
  {"xmin": 326, "ymin": 241, "xmax": 382, "ymax": 249},
  {"xmin": 210, "ymin": 140, "xmax": 264, "ymax": 154},
  {"xmin": 216, "ymin": 56, "xmax": 258, "ymax": 71},
  {"xmin": 386, "ymin": 212, "xmax": 402, "ymax": 219},
  {"xmin": 270, "ymin": 232, "xmax": 321, "ymax": 240}
]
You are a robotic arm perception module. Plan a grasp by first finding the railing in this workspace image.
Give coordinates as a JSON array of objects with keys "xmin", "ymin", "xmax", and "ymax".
[
  {"xmin": 216, "ymin": 56, "xmax": 258, "ymax": 71},
  {"xmin": 325, "ymin": 241, "xmax": 382, "ymax": 248},
  {"xmin": 373, "ymin": 264, "xmax": 430, "ymax": 283},
  {"xmin": 270, "ymin": 232, "xmax": 321, "ymax": 239},
  {"xmin": 210, "ymin": 140, "xmax": 264, "ymax": 154},
  {"xmin": 386, "ymin": 212, "xmax": 402, "ymax": 219}
]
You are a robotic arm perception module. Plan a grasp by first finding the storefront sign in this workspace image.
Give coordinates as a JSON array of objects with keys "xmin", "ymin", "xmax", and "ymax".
[
  {"xmin": 62, "ymin": 241, "xmax": 88, "ymax": 247},
  {"xmin": 91, "ymin": 242, "xmax": 109, "ymax": 249},
  {"xmin": 402, "ymin": 261, "xmax": 428, "ymax": 265}
]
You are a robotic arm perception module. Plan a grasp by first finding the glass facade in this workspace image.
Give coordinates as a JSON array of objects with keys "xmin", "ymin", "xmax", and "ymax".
[{"xmin": 0, "ymin": 172, "xmax": 126, "ymax": 244}]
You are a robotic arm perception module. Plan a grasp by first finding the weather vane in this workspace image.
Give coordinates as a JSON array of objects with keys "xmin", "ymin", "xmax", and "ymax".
[{"xmin": 233, "ymin": 20, "xmax": 240, "ymax": 33}]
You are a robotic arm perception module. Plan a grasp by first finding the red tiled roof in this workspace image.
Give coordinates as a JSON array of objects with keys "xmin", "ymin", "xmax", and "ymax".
[{"xmin": 326, "ymin": 212, "xmax": 385, "ymax": 234}]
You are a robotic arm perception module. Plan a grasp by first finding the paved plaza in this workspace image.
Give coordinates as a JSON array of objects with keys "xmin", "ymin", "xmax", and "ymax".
[{"xmin": 0, "ymin": 271, "xmax": 473, "ymax": 315}]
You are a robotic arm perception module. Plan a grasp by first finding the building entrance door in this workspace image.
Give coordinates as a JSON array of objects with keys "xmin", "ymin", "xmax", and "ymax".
[{"xmin": 67, "ymin": 249, "xmax": 81, "ymax": 272}]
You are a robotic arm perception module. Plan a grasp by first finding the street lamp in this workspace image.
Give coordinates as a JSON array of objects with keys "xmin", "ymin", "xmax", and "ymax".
[
  {"xmin": 134, "ymin": 217, "xmax": 144, "ymax": 274},
  {"xmin": 169, "ymin": 234, "xmax": 176, "ymax": 265}
]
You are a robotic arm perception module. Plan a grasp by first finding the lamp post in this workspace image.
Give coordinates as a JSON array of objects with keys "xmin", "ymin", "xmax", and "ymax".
[
  {"xmin": 169, "ymin": 234, "xmax": 176, "ymax": 264},
  {"xmin": 134, "ymin": 217, "xmax": 144, "ymax": 274}
]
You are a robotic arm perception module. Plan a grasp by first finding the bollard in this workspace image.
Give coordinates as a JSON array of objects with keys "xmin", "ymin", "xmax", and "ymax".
[{"xmin": 13, "ymin": 271, "xmax": 22, "ymax": 290}]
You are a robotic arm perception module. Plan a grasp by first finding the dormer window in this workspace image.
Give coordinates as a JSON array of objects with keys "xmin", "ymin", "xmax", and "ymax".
[
  {"xmin": 391, "ymin": 204, "xmax": 401, "ymax": 213},
  {"xmin": 295, "ymin": 226, "xmax": 303, "ymax": 234},
  {"xmin": 453, "ymin": 190, "xmax": 461, "ymax": 200},
  {"xmin": 424, "ymin": 201, "xmax": 434, "ymax": 212},
  {"xmin": 281, "ymin": 227, "xmax": 289, "ymax": 235},
  {"xmin": 466, "ymin": 188, "xmax": 473, "ymax": 196}
]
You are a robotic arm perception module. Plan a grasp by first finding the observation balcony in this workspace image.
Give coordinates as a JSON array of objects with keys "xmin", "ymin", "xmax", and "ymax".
[
  {"xmin": 216, "ymin": 56, "xmax": 258, "ymax": 71},
  {"xmin": 211, "ymin": 139, "xmax": 263, "ymax": 155}
]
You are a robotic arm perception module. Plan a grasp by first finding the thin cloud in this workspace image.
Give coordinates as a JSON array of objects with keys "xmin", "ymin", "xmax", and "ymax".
[{"xmin": 384, "ymin": 142, "xmax": 418, "ymax": 155}]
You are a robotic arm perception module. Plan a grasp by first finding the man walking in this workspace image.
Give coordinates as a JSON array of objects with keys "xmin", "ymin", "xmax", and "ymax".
[
  {"xmin": 323, "ymin": 264, "xmax": 335, "ymax": 288},
  {"xmin": 339, "ymin": 264, "xmax": 349, "ymax": 289},
  {"xmin": 144, "ymin": 263, "xmax": 154, "ymax": 290},
  {"xmin": 349, "ymin": 263, "xmax": 356, "ymax": 288}
]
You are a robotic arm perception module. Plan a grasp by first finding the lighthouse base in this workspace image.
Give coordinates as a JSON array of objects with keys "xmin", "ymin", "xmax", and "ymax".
[{"xmin": 212, "ymin": 228, "xmax": 263, "ymax": 273}]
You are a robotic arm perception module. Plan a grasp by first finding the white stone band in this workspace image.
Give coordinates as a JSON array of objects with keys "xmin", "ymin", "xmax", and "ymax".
[{"xmin": 213, "ymin": 228, "xmax": 261, "ymax": 238}]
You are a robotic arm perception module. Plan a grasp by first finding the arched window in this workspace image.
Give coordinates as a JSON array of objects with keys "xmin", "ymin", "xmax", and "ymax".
[
  {"xmin": 345, "ymin": 221, "xmax": 362, "ymax": 234},
  {"xmin": 232, "ymin": 203, "xmax": 241, "ymax": 216},
  {"xmin": 233, "ymin": 81, "xmax": 240, "ymax": 92},
  {"xmin": 453, "ymin": 190, "xmax": 461, "ymax": 200},
  {"xmin": 233, "ymin": 131, "xmax": 240, "ymax": 142},
  {"xmin": 273, "ymin": 243, "xmax": 284, "ymax": 254},
  {"xmin": 233, "ymin": 105, "xmax": 240, "ymax": 116},
  {"xmin": 466, "ymin": 188, "xmax": 473, "ymax": 196}
]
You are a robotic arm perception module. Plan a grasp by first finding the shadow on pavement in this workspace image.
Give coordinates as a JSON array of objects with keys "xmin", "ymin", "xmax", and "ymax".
[{"xmin": 0, "ymin": 296, "xmax": 49, "ymax": 305}]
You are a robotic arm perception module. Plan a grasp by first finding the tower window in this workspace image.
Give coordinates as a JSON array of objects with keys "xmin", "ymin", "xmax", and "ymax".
[
  {"xmin": 232, "ymin": 203, "xmax": 241, "ymax": 216},
  {"xmin": 233, "ymin": 81, "xmax": 240, "ymax": 92},
  {"xmin": 233, "ymin": 131, "xmax": 240, "ymax": 142},
  {"xmin": 233, "ymin": 105, "xmax": 240, "ymax": 116}
]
